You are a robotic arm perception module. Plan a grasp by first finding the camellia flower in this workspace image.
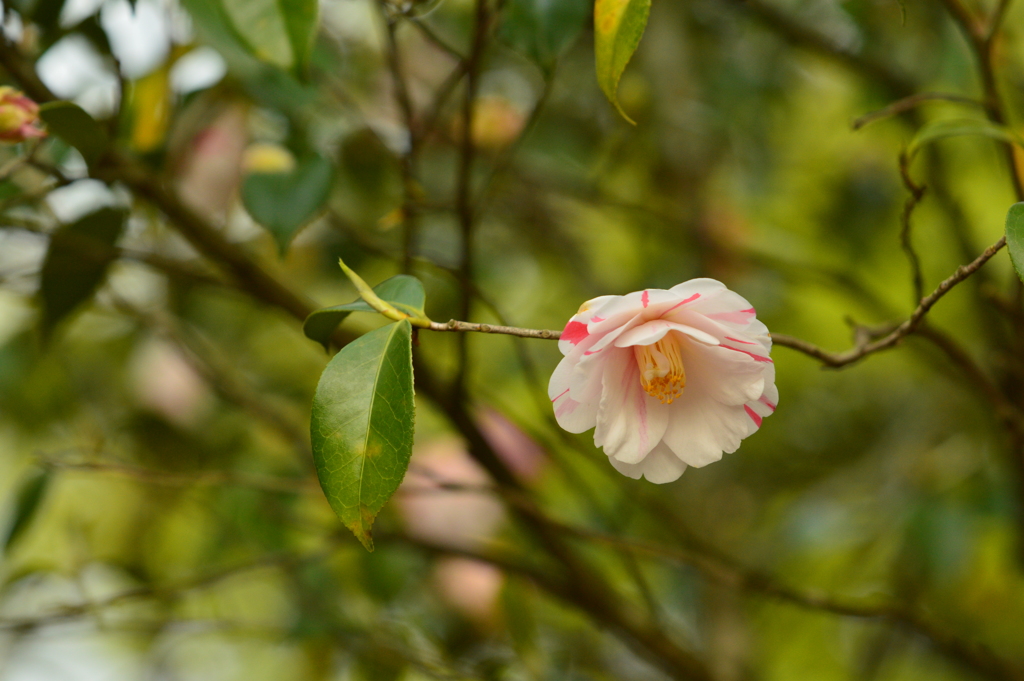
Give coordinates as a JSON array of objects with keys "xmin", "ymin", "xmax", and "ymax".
[
  {"xmin": 0, "ymin": 87, "xmax": 45, "ymax": 143},
  {"xmin": 549, "ymin": 279, "xmax": 777, "ymax": 483}
]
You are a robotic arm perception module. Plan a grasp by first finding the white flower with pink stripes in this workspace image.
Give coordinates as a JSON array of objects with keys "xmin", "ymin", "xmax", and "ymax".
[{"xmin": 549, "ymin": 279, "xmax": 777, "ymax": 483}]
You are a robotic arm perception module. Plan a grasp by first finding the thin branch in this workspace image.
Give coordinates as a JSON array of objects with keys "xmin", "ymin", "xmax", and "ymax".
[
  {"xmin": 0, "ymin": 220, "xmax": 230, "ymax": 289},
  {"xmin": 898, "ymin": 151, "xmax": 927, "ymax": 304},
  {"xmin": 473, "ymin": 76, "xmax": 554, "ymax": 215},
  {"xmin": 38, "ymin": 455, "xmax": 317, "ymax": 494},
  {"xmin": 939, "ymin": 0, "xmax": 985, "ymax": 43},
  {"xmin": 428, "ymin": 232, "xmax": 1004, "ymax": 355},
  {"xmin": 453, "ymin": 0, "xmax": 490, "ymax": 398},
  {"xmin": 389, "ymin": 477, "xmax": 1023, "ymax": 681},
  {"xmin": 937, "ymin": 0, "xmax": 1024, "ymax": 200},
  {"xmin": 389, "ymin": 530, "xmax": 716, "ymax": 681},
  {"xmin": 535, "ymin": 519, "xmax": 1021, "ymax": 681},
  {"xmin": 985, "ymin": 0, "xmax": 1014, "ymax": 41},
  {"xmin": 406, "ymin": 18, "xmax": 466, "ymax": 61},
  {"xmin": 772, "ymin": 235, "xmax": 1006, "ymax": 367},
  {"xmin": 111, "ymin": 298, "xmax": 313, "ymax": 460},
  {"xmin": 0, "ymin": 538, "xmax": 345, "ymax": 632},
  {"xmin": 914, "ymin": 323, "xmax": 1024, "ymax": 430},
  {"xmin": 724, "ymin": 0, "xmax": 916, "ymax": 97},
  {"xmin": 418, "ymin": 59, "xmax": 469, "ymax": 145},
  {"xmin": 378, "ymin": 4, "xmax": 423, "ymax": 274},
  {"xmin": 852, "ymin": 92, "xmax": 984, "ymax": 130},
  {"xmin": 427, "ymin": 318, "xmax": 561, "ymax": 339}
]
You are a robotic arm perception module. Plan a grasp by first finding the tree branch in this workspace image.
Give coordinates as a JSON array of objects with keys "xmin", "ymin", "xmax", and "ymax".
[
  {"xmin": 772, "ymin": 236, "xmax": 1006, "ymax": 367},
  {"xmin": 38, "ymin": 455, "xmax": 317, "ymax": 494},
  {"xmin": 427, "ymin": 318, "xmax": 561, "ymax": 339},
  {"xmin": 378, "ymin": 3, "xmax": 422, "ymax": 274},
  {"xmin": 452, "ymin": 0, "xmax": 491, "ymax": 399},
  {"xmin": 937, "ymin": 0, "xmax": 1024, "ymax": 200},
  {"xmin": 724, "ymin": 0, "xmax": 916, "ymax": 97},
  {"xmin": 537, "ymin": 518, "xmax": 1023, "ymax": 681},
  {"xmin": 898, "ymin": 151, "xmax": 927, "ymax": 304},
  {"xmin": 851, "ymin": 92, "xmax": 984, "ymax": 130}
]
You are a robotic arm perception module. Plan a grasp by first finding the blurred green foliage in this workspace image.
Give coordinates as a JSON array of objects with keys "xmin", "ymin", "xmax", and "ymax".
[{"xmin": 0, "ymin": 0, "xmax": 1023, "ymax": 679}]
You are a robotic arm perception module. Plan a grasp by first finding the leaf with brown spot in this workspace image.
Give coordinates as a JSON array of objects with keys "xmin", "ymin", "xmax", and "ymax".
[
  {"xmin": 594, "ymin": 0, "xmax": 651, "ymax": 123},
  {"xmin": 310, "ymin": 321, "xmax": 414, "ymax": 550}
]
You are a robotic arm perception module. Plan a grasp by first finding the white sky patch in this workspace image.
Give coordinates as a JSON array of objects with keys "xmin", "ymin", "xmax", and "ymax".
[
  {"xmin": 100, "ymin": 0, "xmax": 171, "ymax": 79},
  {"xmin": 170, "ymin": 46, "xmax": 227, "ymax": 94},
  {"xmin": 36, "ymin": 34, "xmax": 119, "ymax": 117},
  {"xmin": 1, "ymin": 10, "xmax": 24, "ymax": 41},
  {"xmin": 45, "ymin": 180, "xmax": 123, "ymax": 223},
  {"xmin": 59, "ymin": 0, "xmax": 105, "ymax": 27}
]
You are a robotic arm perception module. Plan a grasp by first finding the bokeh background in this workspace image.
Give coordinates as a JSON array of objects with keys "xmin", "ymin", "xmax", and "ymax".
[{"xmin": 0, "ymin": 0, "xmax": 1023, "ymax": 678}]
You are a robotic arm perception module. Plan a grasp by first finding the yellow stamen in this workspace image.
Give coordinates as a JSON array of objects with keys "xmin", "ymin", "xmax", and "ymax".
[{"xmin": 633, "ymin": 333, "xmax": 686, "ymax": 404}]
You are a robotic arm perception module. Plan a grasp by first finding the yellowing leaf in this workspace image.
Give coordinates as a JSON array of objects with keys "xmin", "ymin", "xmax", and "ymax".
[
  {"xmin": 594, "ymin": 0, "xmax": 650, "ymax": 124},
  {"xmin": 311, "ymin": 320, "xmax": 415, "ymax": 551},
  {"xmin": 218, "ymin": 0, "xmax": 319, "ymax": 73},
  {"xmin": 1005, "ymin": 203, "xmax": 1024, "ymax": 284},
  {"xmin": 130, "ymin": 67, "xmax": 172, "ymax": 153}
]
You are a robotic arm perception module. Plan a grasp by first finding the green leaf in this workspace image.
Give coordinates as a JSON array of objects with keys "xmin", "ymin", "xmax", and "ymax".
[
  {"xmin": 1006, "ymin": 203, "xmax": 1024, "ymax": 284},
  {"xmin": 220, "ymin": 0, "xmax": 319, "ymax": 72},
  {"xmin": 3, "ymin": 468, "xmax": 50, "ymax": 553},
  {"xmin": 907, "ymin": 118, "xmax": 1024, "ymax": 159},
  {"xmin": 303, "ymin": 275, "xmax": 426, "ymax": 350},
  {"xmin": 594, "ymin": 0, "xmax": 651, "ymax": 124},
  {"xmin": 180, "ymin": 0, "xmax": 262, "ymax": 72},
  {"xmin": 280, "ymin": 0, "xmax": 320, "ymax": 74},
  {"xmin": 38, "ymin": 207, "xmax": 128, "ymax": 339},
  {"xmin": 38, "ymin": 101, "xmax": 109, "ymax": 166},
  {"xmin": 311, "ymin": 320, "xmax": 415, "ymax": 551},
  {"xmin": 499, "ymin": 0, "xmax": 590, "ymax": 71},
  {"xmin": 241, "ymin": 155, "xmax": 333, "ymax": 253}
]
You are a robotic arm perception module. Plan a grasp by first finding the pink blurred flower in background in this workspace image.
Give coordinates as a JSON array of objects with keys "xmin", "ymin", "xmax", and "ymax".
[
  {"xmin": 397, "ymin": 437, "xmax": 505, "ymax": 626},
  {"xmin": 0, "ymin": 87, "xmax": 45, "ymax": 143},
  {"xmin": 550, "ymin": 279, "xmax": 777, "ymax": 483},
  {"xmin": 396, "ymin": 414, "xmax": 544, "ymax": 626}
]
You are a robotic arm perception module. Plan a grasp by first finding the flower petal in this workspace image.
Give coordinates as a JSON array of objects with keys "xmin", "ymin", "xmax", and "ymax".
[
  {"xmin": 748, "ymin": 363, "xmax": 779, "ymax": 418},
  {"xmin": 683, "ymin": 341, "xmax": 765, "ymax": 406},
  {"xmin": 661, "ymin": 393, "xmax": 758, "ymax": 467},
  {"xmin": 613, "ymin": 320, "xmax": 720, "ymax": 348},
  {"xmin": 549, "ymin": 355, "xmax": 600, "ymax": 433},
  {"xmin": 669, "ymin": 278, "xmax": 727, "ymax": 300},
  {"xmin": 607, "ymin": 442, "xmax": 688, "ymax": 483},
  {"xmin": 593, "ymin": 349, "xmax": 669, "ymax": 464},
  {"xmin": 557, "ymin": 295, "xmax": 618, "ymax": 354}
]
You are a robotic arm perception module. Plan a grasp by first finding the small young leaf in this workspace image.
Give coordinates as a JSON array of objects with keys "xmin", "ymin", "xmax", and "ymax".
[
  {"xmin": 594, "ymin": 0, "xmax": 651, "ymax": 124},
  {"xmin": 222, "ymin": 0, "xmax": 293, "ymax": 68},
  {"xmin": 219, "ymin": 0, "xmax": 319, "ymax": 72},
  {"xmin": 179, "ymin": 0, "xmax": 260, "ymax": 69},
  {"xmin": 3, "ymin": 468, "xmax": 50, "ymax": 553},
  {"xmin": 280, "ymin": 0, "xmax": 320, "ymax": 74},
  {"xmin": 38, "ymin": 101, "xmax": 109, "ymax": 166},
  {"xmin": 303, "ymin": 275, "xmax": 426, "ymax": 350},
  {"xmin": 500, "ymin": 0, "xmax": 590, "ymax": 71},
  {"xmin": 311, "ymin": 320, "xmax": 415, "ymax": 551},
  {"xmin": 907, "ymin": 118, "xmax": 1023, "ymax": 160},
  {"xmin": 1006, "ymin": 203, "xmax": 1024, "ymax": 284},
  {"xmin": 39, "ymin": 207, "xmax": 128, "ymax": 339},
  {"xmin": 241, "ymin": 155, "xmax": 333, "ymax": 253}
]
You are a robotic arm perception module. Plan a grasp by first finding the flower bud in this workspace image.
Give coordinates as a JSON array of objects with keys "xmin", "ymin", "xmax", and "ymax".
[{"xmin": 0, "ymin": 87, "xmax": 45, "ymax": 143}]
